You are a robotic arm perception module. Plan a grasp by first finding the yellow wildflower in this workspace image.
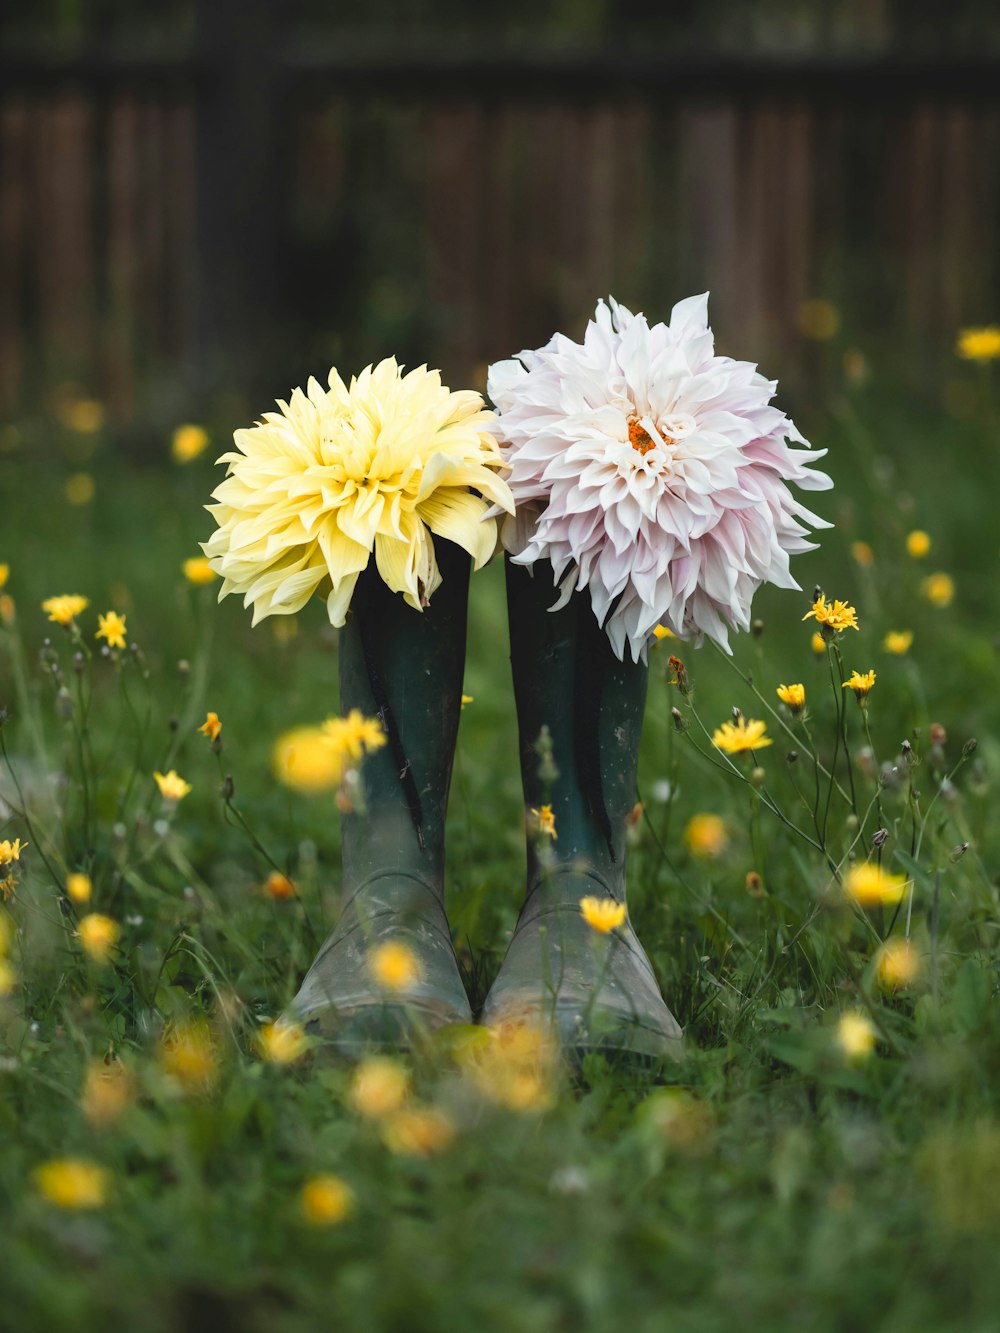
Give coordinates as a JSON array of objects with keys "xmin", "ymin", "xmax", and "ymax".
[
  {"xmin": 321, "ymin": 710, "xmax": 386, "ymax": 764},
  {"xmin": 776, "ymin": 682, "xmax": 806, "ymax": 714},
  {"xmin": 349, "ymin": 1057, "xmax": 411, "ymax": 1120},
  {"xmin": 850, "ymin": 541, "xmax": 874, "ymax": 568},
  {"xmin": 182, "ymin": 556, "xmax": 218, "ymax": 585},
  {"xmin": 652, "ymin": 625, "xmax": 676, "ymax": 641},
  {"xmin": 42, "ymin": 594, "xmax": 89, "ymax": 627},
  {"xmin": 33, "ymin": 1158, "xmax": 109, "ymax": 1210},
  {"xmin": 875, "ymin": 938, "xmax": 922, "ymax": 991},
  {"xmin": 370, "ymin": 940, "xmax": 422, "ymax": 991},
  {"xmin": 154, "ymin": 770, "xmax": 192, "ymax": 802},
  {"xmin": 843, "ymin": 669, "xmax": 876, "ymax": 703},
  {"xmin": 922, "ymin": 572, "xmax": 954, "ymax": 608},
  {"xmin": 300, "ymin": 1174, "xmax": 355, "ymax": 1226},
  {"xmin": 65, "ymin": 473, "xmax": 95, "ymax": 506},
  {"xmin": 199, "ymin": 711, "xmax": 222, "ymax": 742},
  {"xmin": 684, "ymin": 813, "xmax": 728, "ymax": 859},
  {"xmin": 711, "ymin": 717, "xmax": 773, "ymax": 754},
  {"xmin": 264, "ymin": 871, "xmax": 296, "ymax": 900},
  {"xmin": 798, "ymin": 298, "xmax": 840, "ymax": 341},
  {"xmin": 579, "ymin": 896, "xmax": 627, "ymax": 933},
  {"xmin": 810, "ymin": 631, "xmax": 826, "ymax": 655},
  {"xmin": 531, "ymin": 804, "xmax": 557, "ymax": 840},
  {"xmin": 803, "ymin": 594, "xmax": 859, "ymax": 635},
  {"xmin": 463, "ymin": 1021, "xmax": 558, "ymax": 1113},
  {"xmin": 171, "ymin": 423, "xmax": 210, "ymax": 463},
  {"xmin": 258, "ymin": 1020, "xmax": 309, "ymax": 1065},
  {"xmin": 159, "ymin": 1021, "xmax": 218, "ymax": 1093},
  {"xmin": 81, "ymin": 1060, "xmax": 134, "ymax": 1127},
  {"xmin": 382, "ymin": 1105, "xmax": 456, "ymax": 1158},
  {"xmin": 844, "ymin": 863, "xmax": 908, "ymax": 908},
  {"xmin": 956, "ymin": 326, "xmax": 1000, "ymax": 362},
  {"xmin": 0, "ymin": 839, "xmax": 25, "ymax": 867},
  {"xmin": 76, "ymin": 914, "xmax": 120, "ymax": 964},
  {"xmin": 460, "ymin": 694, "xmax": 474, "ymax": 709},
  {"xmin": 836, "ymin": 1011, "xmax": 877, "ymax": 1060},
  {"xmin": 272, "ymin": 726, "xmax": 341, "ymax": 794},
  {"xmin": 0, "ymin": 564, "xmax": 8, "ymax": 590},
  {"xmin": 0, "ymin": 594, "xmax": 14, "ymax": 626},
  {"xmin": 66, "ymin": 872, "xmax": 92, "ymax": 904},
  {"xmin": 906, "ymin": 529, "xmax": 931, "ymax": 559},
  {"xmin": 95, "ymin": 610, "xmax": 127, "ymax": 650},
  {"xmin": 883, "ymin": 630, "xmax": 913, "ymax": 655}
]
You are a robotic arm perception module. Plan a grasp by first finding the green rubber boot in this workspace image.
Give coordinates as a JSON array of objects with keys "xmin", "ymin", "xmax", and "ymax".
[
  {"xmin": 286, "ymin": 538, "xmax": 473, "ymax": 1052},
  {"xmin": 480, "ymin": 558, "xmax": 683, "ymax": 1063}
]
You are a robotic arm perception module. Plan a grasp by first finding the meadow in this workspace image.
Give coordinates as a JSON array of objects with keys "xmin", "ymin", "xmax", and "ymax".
[{"xmin": 2, "ymin": 344, "xmax": 1000, "ymax": 1332}]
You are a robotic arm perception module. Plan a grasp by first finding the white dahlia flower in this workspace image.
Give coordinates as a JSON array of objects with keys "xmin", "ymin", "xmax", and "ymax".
[
  {"xmin": 203, "ymin": 359, "xmax": 514, "ymax": 625},
  {"xmin": 488, "ymin": 295, "xmax": 832, "ymax": 661}
]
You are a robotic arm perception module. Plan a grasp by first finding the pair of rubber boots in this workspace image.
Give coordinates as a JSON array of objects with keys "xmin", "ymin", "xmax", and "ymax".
[{"xmin": 287, "ymin": 540, "xmax": 682, "ymax": 1063}]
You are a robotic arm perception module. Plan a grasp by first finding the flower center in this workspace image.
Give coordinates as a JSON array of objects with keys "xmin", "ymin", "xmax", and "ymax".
[{"xmin": 627, "ymin": 416, "xmax": 657, "ymax": 455}]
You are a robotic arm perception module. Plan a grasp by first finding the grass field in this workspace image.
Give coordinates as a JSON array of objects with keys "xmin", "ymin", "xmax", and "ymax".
[{"xmin": 2, "ymin": 360, "xmax": 1000, "ymax": 1332}]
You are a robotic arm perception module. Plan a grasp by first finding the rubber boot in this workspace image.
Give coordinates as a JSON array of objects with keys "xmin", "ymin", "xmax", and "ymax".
[
  {"xmin": 480, "ymin": 558, "xmax": 683, "ymax": 1062},
  {"xmin": 286, "ymin": 538, "xmax": 473, "ymax": 1052}
]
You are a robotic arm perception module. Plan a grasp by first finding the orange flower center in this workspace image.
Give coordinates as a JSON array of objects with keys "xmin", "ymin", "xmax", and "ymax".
[{"xmin": 627, "ymin": 416, "xmax": 656, "ymax": 455}]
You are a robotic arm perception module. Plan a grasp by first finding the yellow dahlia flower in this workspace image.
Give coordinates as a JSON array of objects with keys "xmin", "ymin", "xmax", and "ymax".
[{"xmin": 203, "ymin": 360, "xmax": 514, "ymax": 626}]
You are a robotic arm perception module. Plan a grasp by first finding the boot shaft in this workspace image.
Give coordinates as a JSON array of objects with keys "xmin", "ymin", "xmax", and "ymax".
[
  {"xmin": 339, "ymin": 539, "xmax": 471, "ymax": 892},
  {"xmin": 506, "ymin": 558, "xmax": 647, "ymax": 892}
]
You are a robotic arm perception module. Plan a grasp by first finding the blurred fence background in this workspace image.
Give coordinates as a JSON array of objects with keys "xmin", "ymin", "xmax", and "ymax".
[{"xmin": 2, "ymin": 0, "xmax": 1000, "ymax": 429}]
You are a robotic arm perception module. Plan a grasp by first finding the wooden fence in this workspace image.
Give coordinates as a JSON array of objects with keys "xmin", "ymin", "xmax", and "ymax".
[{"xmin": 2, "ymin": 46, "xmax": 1000, "ymax": 421}]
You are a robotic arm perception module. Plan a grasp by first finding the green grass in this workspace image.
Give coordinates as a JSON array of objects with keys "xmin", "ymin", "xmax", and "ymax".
[{"xmin": 2, "ymin": 369, "xmax": 1000, "ymax": 1332}]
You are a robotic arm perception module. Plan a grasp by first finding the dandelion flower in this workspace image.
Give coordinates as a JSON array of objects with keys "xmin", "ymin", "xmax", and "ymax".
[
  {"xmin": 684, "ymin": 813, "xmax": 728, "ymax": 858},
  {"xmin": 956, "ymin": 327, "xmax": 1000, "ymax": 363},
  {"xmin": 370, "ymin": 940, "xmax": 422, "ymax": 991},
  {"xmin": 922, "ymin": 572, "xmax": 954, "ymax": 608},
  {"xmin": 883, "ymin": 630, "xmax": 913, "ymax": 655},
  {"xmin": 836, "ymin": 1011, "xmax": 877, "ymax": 1060},
  {"xmin": 95, "ymin": 610, "xmax": 127, "ymax": 650},
  {"xmin": 159, "ymin": 1021, "xmax": 217, "ymax": 1092},
  {"xmin": 876, "ymin": 938, "xmax": 921, "ymax": 990},
  {"xmin": 531, "ymin": 804, "xmax": 557, "ymax": 840},
  {"xmin": 810, "ymin": 631, "xmax": 826, "ymax": 655},
  {"xmin": 488, "ymin": 295, "xmax": 831, "ymax": 661},
  {"xmin": 171, "ymin": 423, "xmax": 210, "ymax": 463},
  {"xmin": 272, "ymin": 726, "xmax": 342, "ymax": 794},
  {"xmin": 42, "ymin": 594, "xmax": 88, "ymax": 627},
  {"xmin": 66, "ymin": 872, "xmax": 92, "ymax": 904},
  {"xmin": 154, "ymin": 770, "xmax": 192, "ymax": 802},
  {"xmin": 711, "ymin": 717, "xmax": 772, "ymax": 754},
  {"xmin": 803, "ymin": 593, "xmax": 859, "ymax": 635},
  {"xmin": 300, "ymin": 1174, "xmax": 355, "ymax": 1225},
  {"xmin": 258, "ymin": 1020, "xmax": 308, "ymax": 1065},
  {"xmin": 776, "ymin": 682, "xmax": 806, "ymax": 713},
  {"xmin": 906, "ymin": 529, "xmax": 931, "ymax": 559},
  {"xmin": 321, "ymin": 710, "xmax": 386, "ymax": 764},
  {"xmin": 462, "ymin": 1022, "xmax": 558, "ymax": 1113},
  {"xmin": 844, "ymin": 863, "xmax": 908, "ymax": 907},
  {"xmin": 203, "ymin": 359, "xmax": 514, "ymax": 627},
  {"xmin": 182, "ymin": 556, "xmax": 218, "ymax": 585},
  {"xmin": 76, "ymin": 913, "xmax": 120, "ymax": 963},
  {"xmin": 199, "ymin": 711, "xmax": 222, "ymax": 742},
  {"xmin": 843, "ymin": 669, "xmax": 876, "ymax": 703},
  {"xmin": 349, "ymin": 1057, "xmax": 411, "ymax": 1120},
  {"xmin": 652, "ymin": 625, "xmax": 676, "ymax": 641},
  {"xmin": 579, "ymin": 896, "xmax": 627, "ymax": 933},
  {"xmin": 382, "ymin": 1106, "xmax": 456, "ymax": 1157},
  {"xmin": 33, "ymin": 1159, "xmax": 109, "ymax": 1210},
  {"xmin": 0, "ymin": 839, "xmax": 25, "ymax": 867},
  {"xmin": 264, "ymin": 871, "xmax": 296, "ymax": 900}
]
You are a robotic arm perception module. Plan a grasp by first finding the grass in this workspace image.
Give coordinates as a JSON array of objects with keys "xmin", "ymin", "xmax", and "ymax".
[{"xmin": 2, "ymin": 364, "xmax": 1000, "ymax": 1331}]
